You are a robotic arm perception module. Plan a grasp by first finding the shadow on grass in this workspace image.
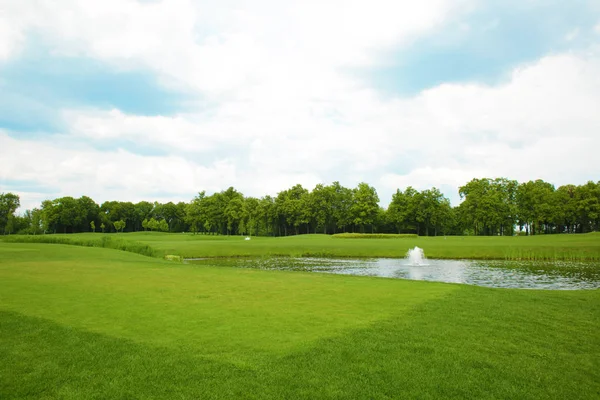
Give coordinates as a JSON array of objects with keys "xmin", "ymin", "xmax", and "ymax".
[
  {"xmin": 0, "ymin": 311, "xmax": 260, "ymax": 399},
  {"xmin": 2, "ymin": 287, "xmax": 599, "ymax": 399}
]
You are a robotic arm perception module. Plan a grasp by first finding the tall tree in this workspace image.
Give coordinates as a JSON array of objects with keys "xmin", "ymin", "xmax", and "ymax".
[
  {"xmin": 331, "ymin": 181, "xmax": 353, "ymax": 233},
  {"xmin": 387, "ymin": 187, "xmax": 418, "ymax": 233},
  {"xmin": 516, "ymin": 180, "xmax": 556, "ymax": 235},
  {"xmin": 350, "ymin": 182, "xmax": 380, "ymax": 233},
  {"xmin": 459, "ymin": 178, "xmax": 518, "ymax": 235},
  {"xmin": 0, "ymin": 193, "xmax": 20, "ymax": 234},
  {"xmin": 575, "ymin": 181, "xmax": 600, "ymax": 233}
]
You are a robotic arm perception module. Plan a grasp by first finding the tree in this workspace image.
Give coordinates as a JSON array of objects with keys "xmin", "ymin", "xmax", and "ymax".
[
  {"xmin": 516, "ymin": 180, "xmax": 556, "ymax": 235},
  {"xmin": 0, "ymin": 193, "xmax": 20, "ymax": 235},
  {"xmin": 330, "ymin": 182, "xmax": 353, "ymax": 233},
  {"xmin": 415, "ymin": 187, "xmax": 452, "ymax": 236},
  {"xmin": 553, "ymin": 185, "xmax": 578, "ymax": 233},
  {"xmin": 135, "ymin": 201, "xmax": 154, "ymax": 232},
  {"xmin": 77, "ymin": 196, "xmax": 100, "ymax": 232},
  {"xmin": 459, "ymin": 178, "xmax": 518, "ymax": 235},
  {"xmin": 114, "ymin": 220, "xmax": 126, "ymax": 233},
  {"xmin": 574, "ymin": 181, "xmax": 600, "ymax": 233},
  {"xmin": 147, "ymin": 218, "xmax": 159, "ymax": 231},
  {"xmin": 275, "ymin": 184, "xmax": 309, "ymax": 235},
  {"xmin": 90, "ymin": 221, "xmax": 96, "ymax": 233},
  {"xmin": 387, "ymin": 187, "xmax": 418, "ymax": 233},
  {"xmin": 241, "ymin": 197, "xmax": 260, "ymax": 236},
  {"xmin": 100, "ymin": 201, "xmax": 135, "ymax": 233},
  {"xmin": 158, "ymin": 219, "xmax": 169, "ymax": 232},
  {"xmin": 155, "ymin": 201, "xmax": 184, "ymax": 232},
  {"xmin": 258, "ymin": 195, "xmax": 276, "ymax": 236},
  {"xmin": 311, "ymin": 184, "xmax": 335, "ymax": 234},
  {"xmin": 350, "ymin": 182, "xmax": 380, "ymax": 233},
  {"xmin": 100, "ymin": 222, "xmax": 106, "ymax": 233},
  {"xmin": 20, "ymin": 208, "xmax": 43, "ymax": 235}
]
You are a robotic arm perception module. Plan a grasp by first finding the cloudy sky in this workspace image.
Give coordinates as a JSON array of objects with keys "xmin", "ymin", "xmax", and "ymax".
[{"xmin": 1, "ymin": 0, "xmax": 599, "ymax": 211}]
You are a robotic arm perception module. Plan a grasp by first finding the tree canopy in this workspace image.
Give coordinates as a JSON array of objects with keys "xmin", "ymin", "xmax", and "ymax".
[{"xmin": 4, "ymin": 178, "xmax": 599, "ymax": 236}]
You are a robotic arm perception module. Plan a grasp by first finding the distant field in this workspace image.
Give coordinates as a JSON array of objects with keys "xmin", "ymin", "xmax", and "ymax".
[
  {"xmin": 4, "ymin": 232, "xmax": 600, "ymax": 260},
  {"xmin": 1, "ymin": 242, "xmax": 598, "ymax": 399}
]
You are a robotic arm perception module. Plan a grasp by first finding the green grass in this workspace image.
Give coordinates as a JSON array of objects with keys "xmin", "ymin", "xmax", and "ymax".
[
  {"xmin": 332, "ymin": 233, "xmax": 419, "ymax": 239},
  {"xmin": 0, "ymin": 242, "xmax": 598, "ymax": 399},
  {"xmin": 4, "ymin": 232, "xmax": 600, "ymax": 260},
  {"xmin": 0, "ymin": 234, "xmax": 157, "ymax": 257}
]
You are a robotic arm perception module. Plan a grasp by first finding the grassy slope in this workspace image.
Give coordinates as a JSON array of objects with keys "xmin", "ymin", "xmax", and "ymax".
[
  {"xmin": 6, "ymin": 231, "xmax": 599, "ymax": 260},
  {"xmin": 1, "ymin": 243, "xmax": 599, "ymax": 399}
]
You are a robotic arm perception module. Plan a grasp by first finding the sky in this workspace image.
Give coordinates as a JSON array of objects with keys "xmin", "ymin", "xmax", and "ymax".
[{"xmin": 1, "ymin": 0, "xmax": 600, "ymax": 212}]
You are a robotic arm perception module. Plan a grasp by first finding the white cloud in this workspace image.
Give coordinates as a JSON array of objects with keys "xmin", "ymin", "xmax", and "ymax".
[
  {"xmin": 0, "ymin": 131, "xmax": 237, "ymax": 210},
  {"xmin": 3, "ymin": 0, "xmax": 472, "ymax": 95},
  {"xmin": 0, "ymin": 10, "xmax": 24, "ymax": 60},
  {"xmin": 375, "ymin": 51, "xmax": 600, "ymax": 203},
  {"xmin": 6, "ymin": 49, "xmax": 595, "ymax": 210},
  {"xmin": 2, "ymin": 1, "xmax": 600, "ymax": 211}
]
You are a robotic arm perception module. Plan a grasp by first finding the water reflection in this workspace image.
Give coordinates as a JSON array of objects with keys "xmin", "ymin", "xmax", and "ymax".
[{"xmin": 185, "ymin": 257, "xmax": 600, "ymax": 290}]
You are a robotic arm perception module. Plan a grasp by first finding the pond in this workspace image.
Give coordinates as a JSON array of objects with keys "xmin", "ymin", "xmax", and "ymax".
[{"xmin": 185, "ymin": 256, "xmax": 600, "ymax": 290}]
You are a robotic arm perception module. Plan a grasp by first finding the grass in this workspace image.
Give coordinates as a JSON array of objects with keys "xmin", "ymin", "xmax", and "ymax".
[
  {"xmin": 332, "ymin": 233, "xmax": 419, "ymax": 239},
  {"xmin": 0, "ymin": 234, "xmax": 157, "ymax": 257},
  {"xmin": 0, "ymin": 242, "xmax": 598, "ymax": 399},
  {"xmin": 4, "ymin": 231, "xmax": 600, "ymax": 260}
]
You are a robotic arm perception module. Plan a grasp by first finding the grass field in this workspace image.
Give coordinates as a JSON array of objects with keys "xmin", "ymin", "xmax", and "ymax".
[
  {"xmin": 1, "ymin": 242, "xmax": 599, "ymax": 399},
  {"xmin": 4, "ymin": 231, "xmax": 600, "ymax": 260}
]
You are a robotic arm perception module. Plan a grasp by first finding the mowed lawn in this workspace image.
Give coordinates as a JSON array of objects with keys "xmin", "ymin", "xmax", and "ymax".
[
  {"xmin": 135, "ymin": 232, "xmax": 600, "ymax": 260},
  {"xmin": 1, "ymin": 242, "xmax": 599, "ymax": 399},
  {"xmin": 6, "ymin": 231, "xmax": 600, "ymax": 260}
]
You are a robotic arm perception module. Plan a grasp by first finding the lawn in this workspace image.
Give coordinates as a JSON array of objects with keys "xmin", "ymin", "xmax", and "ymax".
[
  {"xmin": 4, "ymin": 231, "xmax": 600, "ymax": 260},
  {"xmin": 1, "ymin": 242, "xmax": 598, "ymax": 399}
]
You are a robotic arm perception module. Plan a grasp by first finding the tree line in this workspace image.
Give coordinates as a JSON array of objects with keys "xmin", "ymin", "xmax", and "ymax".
[{"xmin": 1, "ymin": 178, "xmax": 598, "ymax": 237}]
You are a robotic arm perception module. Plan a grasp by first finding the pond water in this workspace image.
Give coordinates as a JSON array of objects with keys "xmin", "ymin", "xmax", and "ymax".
[{"xmin": 185, "ymin": 257, "xmax": 600, "ymax": 290}]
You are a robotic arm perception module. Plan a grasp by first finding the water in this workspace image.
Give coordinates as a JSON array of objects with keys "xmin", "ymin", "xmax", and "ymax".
[
  {"xmin": 185, "ymin": 256, "xmax": 600, "ymax": 290},
  {"xmin": 406, "ymin": 246, "xmax": 426, "ymax": 266}
]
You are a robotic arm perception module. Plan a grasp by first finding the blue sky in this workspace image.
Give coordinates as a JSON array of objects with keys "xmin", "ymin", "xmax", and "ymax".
[
  {"xmin": 1, "ymin": 0, "xmax": 599, "ymax": 211},
  {"xmin": 362, "ymin": 1, "xmax": 599, "ymax": 95}
]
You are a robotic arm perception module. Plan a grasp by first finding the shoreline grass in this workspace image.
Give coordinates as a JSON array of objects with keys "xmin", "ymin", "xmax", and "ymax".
[{"xmin": 0, "ymin": 234, "xmax": 158, "ymax": 258}]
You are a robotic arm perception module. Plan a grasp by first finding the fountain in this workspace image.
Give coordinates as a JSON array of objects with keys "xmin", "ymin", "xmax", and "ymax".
[{"xmin": 406, "ymin": 246, "xmax": 427, "ymax": 266}]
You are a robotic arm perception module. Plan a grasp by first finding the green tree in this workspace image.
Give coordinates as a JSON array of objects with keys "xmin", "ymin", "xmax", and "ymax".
[
  {"xmin": 158, "ymin": 219, "xmax": 169, "ymax": 232},
  {"xmin": 77, "ymin": 196, "xmax": 100, "ymax": 232},
  {"xmin": 459, "ymin": 178, "xmax": 518, "ymax": 236},
  {"xmin": 275, "ymin": 184, "xmax": 309, "ymax": 235},
  {"xmin": 258, "ymin": 195, "xmax": 276, "ymax": 236},
  {"xmin": 331, "ymin": 182, "xmax": 353, "ymax": 233},
  {"xmin": 516, "ymin": 180, "xmax": 555, "ymax": 235},
  {"xmin": 553, "ymin": 185, "xmax": 578, "ymax": 233},
  {"xmin": 387, "ymin": 187, "xmax": 418, "ymax": 233},
  {"xmin": 0, "ymin": 193, "xmax": 20, "ymax": 235},
  {"xmin": 311, "ymin": 184, "xmax": 335, "ymax": 234},
  {"xmin": 114, "ymin": 220, "xmax": 126, "ymax": 233},
  {"xmin": 20, "ymin": 208, "xmax": 43, "ymax": 235},
  {"xmin": 90, "ymin": 221, "xmax": 96, "ymax": 233},
  {"xmin": 350, "ymin": 182, "xmax": 380, "ymax": 233},
  {"xmin": 135, "ymin": 201, "xmax": 154, "ymax": 232},
  {"xmin": 574, "ymin": 181, "xmax": 600, "ymax": 233},
  {"xmin": 243, "ymin": 197, "xmax": 260, "ymax": 236}
]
